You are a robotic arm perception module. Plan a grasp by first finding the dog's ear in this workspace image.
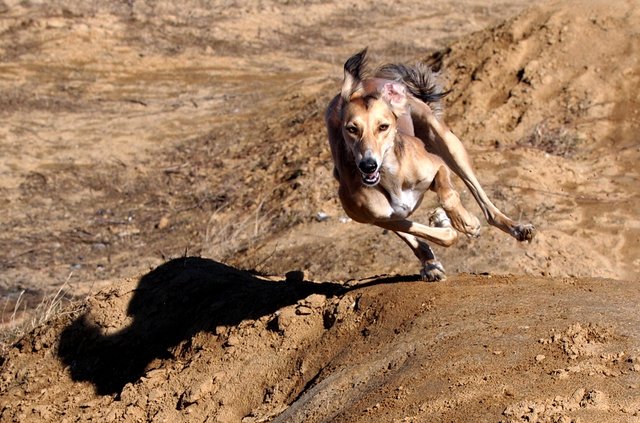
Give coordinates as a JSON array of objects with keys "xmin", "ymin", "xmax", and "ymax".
[
  {"xmin": 341, "ymin": 48, "xmax": 368, "ymax": 101},
  {"xmin": 381, "ymin": 82, "xmax": 408, "ymax": 113}
]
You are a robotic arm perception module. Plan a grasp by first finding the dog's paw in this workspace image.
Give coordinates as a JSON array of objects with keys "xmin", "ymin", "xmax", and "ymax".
[
  {"xmin": 421, "ymin": 261, "xmax": 446, "ymax": 282},
  {"xmin": 456, "ymin": 213, "xmax": 481, "ymax": 238},
  {"xmin": 428, "ymin": 208, "xmax": 451, "ymax": 228},
  {"xmin": 511, "ymin": 223, "xmax": 536, "ymax": 242},
  {"xmin": 436, "ymin": 206, "xmax": 481, "ymax": 238}
]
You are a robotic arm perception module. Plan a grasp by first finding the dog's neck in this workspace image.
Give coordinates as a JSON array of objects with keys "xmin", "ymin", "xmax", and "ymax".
[
  {"xmin": 395, "ymin": 109, "xmax": 414, "ymax": 137},
  {"xmin": 378, "ymin": 135, "xmax": 405, "ymax": 196}
]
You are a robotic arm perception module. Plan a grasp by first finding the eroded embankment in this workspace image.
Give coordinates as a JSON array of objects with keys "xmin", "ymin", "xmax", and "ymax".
[{"xmin": 1, "ymin": 259, "xmax": 639, "ymax": 422}]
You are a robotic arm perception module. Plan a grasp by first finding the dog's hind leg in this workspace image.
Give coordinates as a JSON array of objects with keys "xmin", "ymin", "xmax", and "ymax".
[
  {"xmin": 408, "ymin": 97, "xmax": 535, "ymax": 242},
  {"xmin": 394, "ymin": 232, "xmax": 446, "ymax": 281},
  {"xmin": 430, "ymin": 162, "xmax": 481, "ymax": 237}
]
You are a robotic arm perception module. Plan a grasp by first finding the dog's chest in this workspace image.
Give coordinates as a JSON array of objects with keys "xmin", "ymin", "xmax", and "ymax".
[{"xmin": 388, "ymin": 187, "xmax": 422, "ymax": 217}]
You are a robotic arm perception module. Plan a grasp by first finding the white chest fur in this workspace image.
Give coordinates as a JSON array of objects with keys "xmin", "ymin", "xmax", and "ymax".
[{"xmin": 388, "ymin": 188, "xmax": 423, "ymax": 218}]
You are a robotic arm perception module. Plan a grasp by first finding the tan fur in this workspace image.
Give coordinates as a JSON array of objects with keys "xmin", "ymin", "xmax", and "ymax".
[{"xmin": 326, "ymin": 51, "xmax": 535, "ymax": 281}]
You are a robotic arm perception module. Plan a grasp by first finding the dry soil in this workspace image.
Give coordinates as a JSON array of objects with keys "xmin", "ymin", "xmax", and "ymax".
[{"xmin": 1, "ymin": 0, "xmax": 639, "ymax": 422}]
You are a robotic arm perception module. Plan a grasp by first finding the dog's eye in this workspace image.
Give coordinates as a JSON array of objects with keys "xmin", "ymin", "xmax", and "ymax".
[
  {"xmin": 345, "ymin": 125, "xmax": 358, "ymax": 134},
  {"xmin": 378, "ymin": 124, "xmax": 390, "ymax": 132}
]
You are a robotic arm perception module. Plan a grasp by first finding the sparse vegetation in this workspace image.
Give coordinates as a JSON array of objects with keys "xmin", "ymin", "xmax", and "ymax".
[
  {"xmin": 518, "ymin": 121, "xmax": 582, "ymax": 158},
  {"xmin": 0, "ymin": 274, "xmax": 82, "ymax": 355}
]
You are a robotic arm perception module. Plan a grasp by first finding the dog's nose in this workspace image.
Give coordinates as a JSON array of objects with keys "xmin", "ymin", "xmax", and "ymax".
[{"xmin": 358, "ymin": 158, "xmax": 377, "ymax": 174}]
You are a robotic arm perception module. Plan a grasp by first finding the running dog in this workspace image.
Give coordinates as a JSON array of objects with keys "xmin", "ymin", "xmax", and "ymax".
[{"xmin": 325, "ymin": 49, "xmax": 535, "ymax": 281}]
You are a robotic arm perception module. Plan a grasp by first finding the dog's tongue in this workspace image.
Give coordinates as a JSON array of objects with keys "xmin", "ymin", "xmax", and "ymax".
[{"xmin": 363, "ymin": 170, "xmax": 380, "ymax": 184}]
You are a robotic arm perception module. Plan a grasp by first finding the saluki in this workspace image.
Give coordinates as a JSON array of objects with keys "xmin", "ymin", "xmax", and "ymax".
[{"xmin": 325, "ymin": 49, "xmax": 535, "ymax": 281}]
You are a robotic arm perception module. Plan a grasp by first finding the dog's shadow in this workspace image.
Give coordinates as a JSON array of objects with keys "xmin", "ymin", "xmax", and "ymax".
[
  {"xmin": 57, "ymin": 257, "xmax": 354, "ymax": 395},
  {"xmin": 57, "ymin": 257, "xmax": 420, "ymax": 395}
]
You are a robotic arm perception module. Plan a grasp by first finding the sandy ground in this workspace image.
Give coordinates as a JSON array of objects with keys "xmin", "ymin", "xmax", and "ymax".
[{"xmin": 1, "ymin": 0, "xmax": 639, "ymax": 421}]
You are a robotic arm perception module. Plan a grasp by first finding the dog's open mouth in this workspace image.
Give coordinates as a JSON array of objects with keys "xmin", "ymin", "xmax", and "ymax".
[{"xmin": 361, "ymin": 170, "xmax": 380, "ymax": 186}]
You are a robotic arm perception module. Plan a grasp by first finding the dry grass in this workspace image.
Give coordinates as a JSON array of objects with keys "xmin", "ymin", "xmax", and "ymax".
[
  {"xmin": 518, "ymin": 121, "xmax": 581, "ymax": 158},
  {"xmin": 203, "ymin": 193, "xmax": 278, "ymax": 262},
  {"xmin": 0, "ymin": 273, "xmax": 84, "ymax": 355}
]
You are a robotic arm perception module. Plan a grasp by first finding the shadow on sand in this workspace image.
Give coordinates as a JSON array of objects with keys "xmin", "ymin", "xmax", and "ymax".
[{"xmin": 57, "ymin": 257, "xmax": 420, "ymax": 395}]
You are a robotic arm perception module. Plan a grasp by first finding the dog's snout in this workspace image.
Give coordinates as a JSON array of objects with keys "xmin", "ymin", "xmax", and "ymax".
[{"xmin": 358, "ymin": 158, "xmax": 378, "ymax": 174}]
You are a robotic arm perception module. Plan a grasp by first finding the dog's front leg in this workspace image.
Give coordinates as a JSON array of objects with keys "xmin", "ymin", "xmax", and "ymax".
[
  {"xmin": 374, "ymin": 218, "xmax": 458, "ymax": 248},
  {"xmin": 394, "ymin": 231, "xmax": 446, "ymax": 281},
  {"xmin": 408, "ymin": 97, "xmax": 535, "ymax": 242}
]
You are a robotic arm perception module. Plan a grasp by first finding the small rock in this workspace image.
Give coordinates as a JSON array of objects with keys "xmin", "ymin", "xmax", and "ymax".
[
  {"xmin": 535, "ymin": 354, "xmax": 546, "ymax": 362},
  {"xmin": 571, "ymin": 388, "xmax": 586, "ymax": 404},
  {"xmin": 45, "ymin": 18, "xmax": 67, "ymax": 29},
  {"xmin": 274, "ymin": 307, "xmax": 297, "ymax": 332},
  {"xmin": 156, "ymin": 216, "xmax": 170, "ymax": 230},
  {"xmin": 148, "ymin": 388, "xmax": 165, "ymax": 402},
  {"xmin": 182, "ymin": 378, "xmax": 215, "ymax": 405},
  {"xmin": 295, "ymin": 305, "xmax": 313, "ymax": 315},
  {"xmin": 119, "ymin": 383, "xmax": 138, "ymax": 406},
  {"xmin": 143, "ymin": 368, "xmax": 167, "ymax": 383},
  {"xmin": 315, "ymin": 211, "xmax": 329, "ymax": 222},
  {"xmin": 335, "ymin": 295, "xmax": 356, "ymax": 316},
  {"xmin": 225, "ymin": 335, "xmax": 240, "ymax": 347},
  {"xmin": 302, "ymin": 294, "xmax": 327, "ymax": 308}
]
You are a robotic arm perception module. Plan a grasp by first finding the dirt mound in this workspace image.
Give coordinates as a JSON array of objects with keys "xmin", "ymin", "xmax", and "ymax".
[
  {"xmin": 1, "ymin": 261, "xmax": 639, "ymax": 422},
  {"xmin": 425, "ymin": 0, "xmax": 640, "ymax": 281},
  {"xmin": 2, "ymin": 0, "xmax": 640, "ymax": 421},
  {"xmin": 242, "ymin": 0, "xmax": 640, "ymax": 282}
]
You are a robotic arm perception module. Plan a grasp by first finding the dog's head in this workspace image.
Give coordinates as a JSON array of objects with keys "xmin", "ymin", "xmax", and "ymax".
[{"xmin": 340, "ymin": 49, "xmax": 408, "ymax": 187}]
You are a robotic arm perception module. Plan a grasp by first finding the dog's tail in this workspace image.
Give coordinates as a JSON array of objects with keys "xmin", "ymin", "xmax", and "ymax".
[{"xmin": 375, "ymin": 62, "xmax": 446, "ymax": 116}]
